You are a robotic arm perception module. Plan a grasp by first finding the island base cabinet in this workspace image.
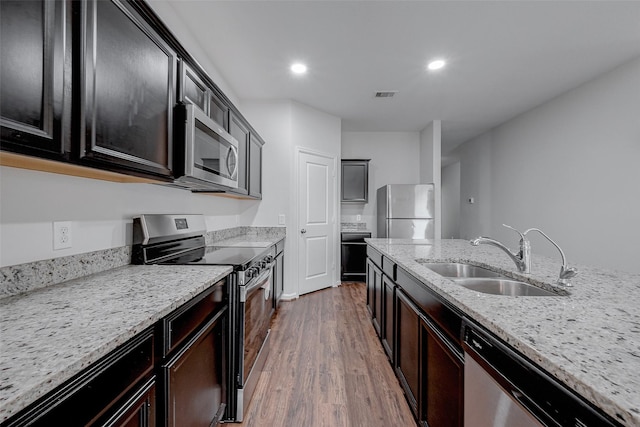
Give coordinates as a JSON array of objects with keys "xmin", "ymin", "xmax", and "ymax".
[
  {"xmin": 381, "ymin": 275, "xmax": 395, "ymax": 363},
  {"xmin": 366, "ymin": 258, "xmax": 383, "ymax": 335},
  {"xmin": 395, "ymin": 289, "xmax": 420, "ymax": 419},
  {"xmin": 421, "ymin": 320, "xmax": 464, "ymax": 427}
]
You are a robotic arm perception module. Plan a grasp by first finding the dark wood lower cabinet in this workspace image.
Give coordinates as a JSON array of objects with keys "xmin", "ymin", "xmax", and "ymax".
[
  {"xmin": 2, "ymin": 280, "xmax": 229, "ymax": 427},
  {"xmin": 1, "ymin": 330, "xmax": 155, "ymax": 427},
  {"xmin": 163, "ymin": 313, "xmax": 226, "ymax": 427},
  {"xmin": 421, "ymin": 319, "xmax": 464, "ymax": 427},
  {"xmin": 395, "ymin": 289, "xmax": 420, "ymax": 418},
  {"xmin": 97, "ymin": 379, "xmax": 156, "ymax": 427},
  {"xmin": 368, "ymin": 260, "xmax": 383, "ymax": 337},
  {"xmin": 381, "ymin": 275, "xmax": 395, "ymax": 362}
]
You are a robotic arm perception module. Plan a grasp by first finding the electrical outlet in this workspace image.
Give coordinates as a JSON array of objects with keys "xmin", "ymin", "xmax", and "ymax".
[
  {"xmin": 53, "ymin": 221, "xmax": 72, "ymax": 250},
  {"xmin": 278, "ymin": 214, "xmax": 286, "ymax": 225},
  {"xmin": 356, "ymin": 214, "xmax": 362, "ymax": 221}
]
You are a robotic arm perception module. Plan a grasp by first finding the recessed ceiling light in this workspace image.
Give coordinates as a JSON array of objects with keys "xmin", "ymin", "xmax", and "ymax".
[
  {"xmin": 290, "ymin": 63, "xmax": 307, "ymax": 75},
  {"xmin": 427, "ymin": 59, "xmax": 446, "ymax": 71}
]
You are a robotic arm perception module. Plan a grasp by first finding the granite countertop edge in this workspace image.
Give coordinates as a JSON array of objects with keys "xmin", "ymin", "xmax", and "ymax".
[{"xmin": 366, "ymin": 238, "xmax": 640, "ymax": 426}]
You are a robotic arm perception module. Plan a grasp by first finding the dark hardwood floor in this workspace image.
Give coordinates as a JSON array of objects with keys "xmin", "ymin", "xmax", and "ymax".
[{"xmin": 238, "ymin": 282, "xmax": 416, "ymax": 427}]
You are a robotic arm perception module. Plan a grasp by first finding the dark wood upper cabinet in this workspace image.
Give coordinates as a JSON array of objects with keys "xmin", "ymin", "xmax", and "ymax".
[
  {"xmin": 248, "ymin": 133, "xmax": 263, "ymax": 199},
  {"xmin": 208, "ymin": 90, "xmax": 229, "ymax": 131},
  {"xmin": 179, "ymin": 61, "xmax": 229, "ymax": 131},
  {"xmin": 79, "ymin": 0, "xmax": 177, "ymax": 179},
  {"xmin": 0, "ymin": 0, "xmax": 69, "ymax": 158},
  {"xmin": 228, "ymin": 111, "xmax": 249, "ymax": 196},
  {"xmin": 341, "ymin": 159, "xmax": 369, "ymax": 203},
  {"xmin": 179, "ymin": 61, "xmax": 208, "ymax": 113}
]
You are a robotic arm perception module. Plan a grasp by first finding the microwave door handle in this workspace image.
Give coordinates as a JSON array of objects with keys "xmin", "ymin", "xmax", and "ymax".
[{"xmin": 227, "ymin": 145, "xmax": 238, "ymax": 179}]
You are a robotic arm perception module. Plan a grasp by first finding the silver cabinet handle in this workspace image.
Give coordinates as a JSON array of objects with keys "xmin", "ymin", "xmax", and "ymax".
[{"xmin": 300, "ymin": 229, "xmax": 307, "ymax": 234}]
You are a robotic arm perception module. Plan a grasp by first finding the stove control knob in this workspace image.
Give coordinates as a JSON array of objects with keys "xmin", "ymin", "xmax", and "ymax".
[
  {"xmin": 264, "ymin": 255, "xmax": 274, "ymax": 264},
  {"xmin": 247, "ymin": 267, "xmax": 258, "ymax": 278}
]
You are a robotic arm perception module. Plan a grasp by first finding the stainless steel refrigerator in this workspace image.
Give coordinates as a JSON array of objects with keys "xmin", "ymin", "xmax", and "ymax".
[{"xmin": 377, "ymin": 184, "xmax": 435, "ymax": 238}]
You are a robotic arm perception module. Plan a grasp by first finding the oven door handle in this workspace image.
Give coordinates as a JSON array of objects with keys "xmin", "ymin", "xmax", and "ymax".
[{"xmin": 240, "ymin": 267, "xmax": 273, "ymax": 302}]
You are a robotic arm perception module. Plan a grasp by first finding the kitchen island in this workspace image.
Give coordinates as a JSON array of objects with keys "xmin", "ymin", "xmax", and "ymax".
[{"xmin": 366, "ymin": 238, "xmax": 640, "ymax": 426}]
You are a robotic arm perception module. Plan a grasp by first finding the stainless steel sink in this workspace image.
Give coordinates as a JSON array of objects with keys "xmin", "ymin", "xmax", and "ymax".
[
  {"xmin": 420, "ymin": 262, "xmax": 560, "ymax": 296},
  {"xmin": 420, "ymin": 262, "xmax": 503, "ymax": 278},
  {"xmin": 453, "ymin": 278, "xmax": 558, "ymax": 297}
]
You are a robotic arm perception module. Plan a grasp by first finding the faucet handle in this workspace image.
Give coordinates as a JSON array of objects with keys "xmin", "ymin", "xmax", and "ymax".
[{"xmin": 502, "ymin": 224, "xmax": 526, "ymax": 241}]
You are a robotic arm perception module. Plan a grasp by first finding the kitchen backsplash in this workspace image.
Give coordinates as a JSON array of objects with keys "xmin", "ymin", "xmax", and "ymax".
[{"xmin": 0, "ymin": 226, "xmax": 285, "ymax": 299}]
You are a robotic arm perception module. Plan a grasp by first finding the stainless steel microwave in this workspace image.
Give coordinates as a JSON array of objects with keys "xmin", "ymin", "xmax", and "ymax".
[{"xmin": 173, "ymin": 104, "xmax": 239, "ymax": 190}]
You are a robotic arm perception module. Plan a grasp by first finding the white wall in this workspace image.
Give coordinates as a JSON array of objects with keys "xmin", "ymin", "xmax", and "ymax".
[
  {"xmin": 0, "ymin": 166, "xmax": 248, "ymax": 267},
  {"xmin": 453, "ymin": 56, "xmax": 640, "ymax": 273},
  {"xmin": 442, "ymin": 162, "xmax": 460, "ymax": 239},
  {"xmin": 420, "ymin": 121, "xmax": 442, "ymax": 239},
  {"xmin": 147, "ymin": 0, "xmax": 240, "ymax": 107},
  {"xmin": 241, "ymin": 100, "xmax": 342, "ymax": 297},
  {"xmin": 341, "ymin": 132, "xmax": 420, "ymax": 235}
]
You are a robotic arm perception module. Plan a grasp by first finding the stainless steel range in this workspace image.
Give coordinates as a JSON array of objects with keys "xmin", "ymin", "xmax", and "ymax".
[{"xmin": 132, "ymin": 214, "xmax": 274, "ymax": 423}]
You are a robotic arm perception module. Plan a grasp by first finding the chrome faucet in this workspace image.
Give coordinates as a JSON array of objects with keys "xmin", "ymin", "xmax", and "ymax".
[
  {"xmin": 470, "ymin": 224, "xmax": 531, "ymax": 273},
  {"xmin": 470, "ymin": 224, "xmax": 578, "ymax": 286},
  {"xmin": 522, "ymin": 228, "xmax": 578, "ymax": 287}
]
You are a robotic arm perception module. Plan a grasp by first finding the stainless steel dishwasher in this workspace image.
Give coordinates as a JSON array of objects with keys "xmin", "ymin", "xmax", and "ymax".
[{"xmin": 462, "ymin": 321, "xmax": 621, "ymax": 427}]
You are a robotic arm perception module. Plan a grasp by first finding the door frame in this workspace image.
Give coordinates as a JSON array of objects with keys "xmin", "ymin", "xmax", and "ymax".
[{"xmin": 292, "ymin": 146, "xmax": 339, "ymax": 298}]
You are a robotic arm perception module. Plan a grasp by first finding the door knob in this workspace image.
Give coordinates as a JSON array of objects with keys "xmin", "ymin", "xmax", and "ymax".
[{"xmin": 300, "ymin": 229, "xmax": 307, "ymax": 234}]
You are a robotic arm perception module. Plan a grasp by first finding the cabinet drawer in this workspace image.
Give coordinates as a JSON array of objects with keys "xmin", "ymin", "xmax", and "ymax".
[
  {"xmin": 164, "ymin": 279, "xmax": 227, "ymax": 355},
  {"xmin": 366, "ymin": 245, "xmax": 383, "ymax": 268},
  {"xmin": 5, "ymin": 330, "xmax": 155, "ymax": 427},
  {"xmin": 397, "ymin": 267, "xmax": 463, "ymax": 350},
  {"xmin": 382, "ymin": 256, "xmax": 396, "ymax": 280}
]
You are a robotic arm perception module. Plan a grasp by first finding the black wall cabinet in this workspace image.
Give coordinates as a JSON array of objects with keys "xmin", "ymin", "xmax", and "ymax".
[
  {"xmin": 79, "ymin": 0, "xmax": 177, "ymax": 179},
  {"xmin": 0, "ymin": 0, "xmax": 70, "ymax": 158},
  {"xmin": 248, "ymin": 133, "xmax": 263, "ymax": 199},
  {"xmin": 341, "ymin": 159, "xmax": 369, "ymax": 203},
  {"xmin": 1, "ymin": 0, "xmax": 265, "ymax": 191},
  {"xmin": 229, "ymin": 111, "xmax": 250, "ymax": 196}
]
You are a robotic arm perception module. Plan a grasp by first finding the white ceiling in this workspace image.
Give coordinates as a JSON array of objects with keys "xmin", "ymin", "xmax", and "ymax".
[{"xmin": 163, "ymin": 0, "xmax": 640, "ymax": 154}]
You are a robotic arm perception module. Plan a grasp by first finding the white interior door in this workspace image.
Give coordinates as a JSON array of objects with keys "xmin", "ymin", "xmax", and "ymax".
[{"xmin": 297, "ymin": 150, "xmax": 336, "ymax": 295}]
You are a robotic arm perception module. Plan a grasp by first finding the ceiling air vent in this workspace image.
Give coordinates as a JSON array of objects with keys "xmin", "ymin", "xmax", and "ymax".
[{"xmin": 374, "ymin": 91, "xmax": 398, "ymax": 98}]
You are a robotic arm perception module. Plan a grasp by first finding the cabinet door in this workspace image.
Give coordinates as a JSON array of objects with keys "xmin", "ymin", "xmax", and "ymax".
[
  {"xmin": 81, "ymin": 0, "xmax": 177, "ymax": 178},
  {"xmin": 381, "ymin": 275, "xmax": 395, "ymax": 363},
  {"xmin": 180, "ymin": 62, "xmax": 208, "ymax": 113},
  {"xmin": 274, "ymin": 251, "xmax": 284, "ymax": 309},
  {"xmin": 228, "ymin": 111, "xmax": 249, "ymax": 195},
  {"xmin": 373, "ymin": 262, "xmax": 383, "ymax": 338},
  {"xmin": 366, "ymin": 259, "xmax": 382, "ymax": 337},
  {"xmin": 248, "ymin": 133, "xmax": 262, "ymax": 199},
  {"xmin": 209, "ymin": 91, "xmax": 229, "ymax": 130},
  {"xmin": 341, "ymin": 160, "xmax": 369, "ymax": 203},
  {"xmin": 366, "ymin": 259, "xmax": 375, "ymax": 316},
  {"xmin": 97, "ymin": 379, "xmax": 156, "ymax": 427},
  {"xmin": 395, "ymin": 289, "xmax": 420, "ymax": 419},
  {"xmin": 421, "ymin": 319, "xmax": 464, "ymax": 427},
  {"xmin": 163, "ymin": 313, "xmax": 227, "ymax": 427},
  {"xmin": 0, "ymin": 0, "xmax": 68, "ymax": 157}
]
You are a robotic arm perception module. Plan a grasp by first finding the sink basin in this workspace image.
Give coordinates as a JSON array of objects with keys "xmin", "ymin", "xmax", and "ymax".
[
  {"xmin": 420, "ymin": 262, "xmax": 560, "ymax": 296},
  {"xmin": 420, "ymin": 262, "xmax": 502, "ymax": 278},
  {"xmin": 453, "ymin": 278, "xmax": 558, "ymax": 297}
]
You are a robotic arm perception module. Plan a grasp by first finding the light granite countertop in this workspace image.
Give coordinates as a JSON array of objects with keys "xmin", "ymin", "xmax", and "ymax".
[
  {"xmin": 367, "ymin": 238, "xmax": 640, "ymax": 426},
  {"xmin": 0, "ymin": 264, "xmax": 232, "ymax": 423}
]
